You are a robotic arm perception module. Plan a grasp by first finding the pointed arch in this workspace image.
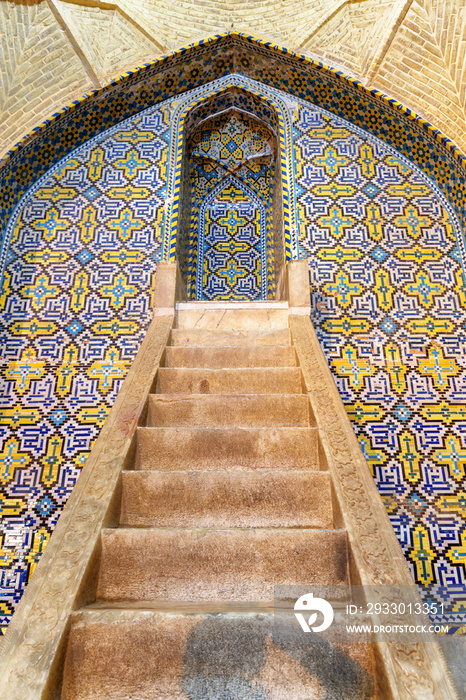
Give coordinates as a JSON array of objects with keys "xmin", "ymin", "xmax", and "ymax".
[{"xmin": 162, "ymin": 75, "xmax": 299, "ymax": 271}]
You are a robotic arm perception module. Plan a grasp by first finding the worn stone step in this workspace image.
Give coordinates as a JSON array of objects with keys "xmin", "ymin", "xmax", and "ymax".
[
  {"xmin": 120, "ymin": 471, "xmax": 332, "ymax": 528},
  {"xmin": 97, "ymin": 528, "xmax": 349, "ymax": 602},
  {"xmin": 164, "ymin": 345, "xmax": 297, "ymax": 368},
  {"xmin": 134, "ymin": 427, "xmax": 319, "ymax": 471},
  {"xmin": 157, "ymin": 367, "xmax": 303, "ymax": 394},
  {"xmin": 147, "ymin": 394, "xmax": 311, "ymax": 427},
  {"xmin": 62, "ymin": 609, "xmax": 377, "ymax": 700},
  {"xmin": 170, "ymin": 328, "xmax": 292, "ymax": 347},
  {"xmin": 176, "ymin": 304, "xmax": 289, "ymax": 330}
]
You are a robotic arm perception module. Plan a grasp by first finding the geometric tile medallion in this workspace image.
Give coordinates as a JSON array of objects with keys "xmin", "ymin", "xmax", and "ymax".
[{"xmin": 0, "ymin": 75, "xmax": 465, "ymax": 633}]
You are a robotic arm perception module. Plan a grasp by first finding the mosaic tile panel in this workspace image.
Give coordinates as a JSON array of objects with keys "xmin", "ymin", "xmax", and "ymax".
[
  {"xmin": 184, "ymin": 86, "xmax": 279, "ymax": 138},
  {"xmin": 198, "ymin": 180, "xmax": 266, "ymax": 301},
  {"xmin": 187, "ymin": 111, "xmax": 274, "ymax": 300},
  {"xmin": 190, "ymin": 111, "xmax": 274, "ymax": 168},
  {"xmin": 164, "ymin": 75, "xmax": 298, "ymax": 264},
  {"xmin": 0, "ymin": 106, "xmax": 169, "ymax": 633},
  {"xmin": 292, "ymin": 102, "xmax": 466, "ymax": 627}
]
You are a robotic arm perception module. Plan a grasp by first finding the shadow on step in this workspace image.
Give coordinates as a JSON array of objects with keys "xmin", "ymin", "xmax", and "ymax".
[{"xmin": 183, "ymin": 615, "xmax": 375, "ymax": 700}]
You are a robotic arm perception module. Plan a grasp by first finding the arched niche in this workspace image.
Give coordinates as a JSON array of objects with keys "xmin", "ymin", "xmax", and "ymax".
[
  {"xmin": 163, "ymin": 80, "xmax": 298, "ymax": 300},
  {"xmin": 179, "ymin": 105, "xmax": 278, "ymax": 300}
]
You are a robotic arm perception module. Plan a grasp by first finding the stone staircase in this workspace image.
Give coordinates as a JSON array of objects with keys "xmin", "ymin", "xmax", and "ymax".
[{"xmin": 61, "ymin": 302, "xmax": 378, "ymax": 699}]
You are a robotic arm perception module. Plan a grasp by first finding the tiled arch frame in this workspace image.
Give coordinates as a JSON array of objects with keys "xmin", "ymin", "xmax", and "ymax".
[
  {"xmin": 157, "ymin": 75, "xmax": 298, "ymax": 265},
  {"xmin": 2, "ymin": 33, "xmax": 466, "ymax": 249}
]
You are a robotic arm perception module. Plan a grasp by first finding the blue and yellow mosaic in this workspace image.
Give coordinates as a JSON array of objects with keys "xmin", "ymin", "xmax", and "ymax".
[
  {"xmin": 0, "ymin": 104, "xmax": 170, "ymax": 633},
  {"xmin": 1, "ymin": 35, "xmax": 466, "ymax": 632},
  {"xmin": 293, "ymin": 102, "xmax": 466, "ymax": 627},
  {"xmin": 164, "ymin": 75, "xmax": 297, "ymax": 264},
  {"xmin": 187, "ymin": 111, "xmax": 275, "ymax": 300},
  {"xmin": 197, "ymin": 179, "xmax": 267, "ymax": 301},
  {"xmin": 2, "ymin": 33, "xmax": 465, "ymax": 252}
]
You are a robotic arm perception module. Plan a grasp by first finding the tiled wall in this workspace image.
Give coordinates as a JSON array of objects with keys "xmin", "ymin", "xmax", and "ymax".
[
  {"xmin": 0, "ymin": 104, "xmax": 169, "ymax": 633},
  {"xmin": 186, "ymin": 111, "xmax": 275, "ymax": 300},
  {"xmin": 293, "ymin": 101, "xmax": 466, "ymax": 627}
]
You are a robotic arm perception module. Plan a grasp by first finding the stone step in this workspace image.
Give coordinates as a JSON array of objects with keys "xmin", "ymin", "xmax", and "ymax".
[
  {"xmin": 164, "ymin": 345, "xmax": 297, "ymax": 368},
  {"xmin": 156, "ymin": 367, "xmax": 303, "ymax": 394},
  {"xmin": 147, "ymin": 394, "xmax": 311, "ymax": 427},
  {"xmin": 134, "ymin": 427, "xmax": 319, "ymax": 471},
  {"xmin": 120, "ymin": 471, "xmax": 332, "ymax": 528},
  {"xmin": 176, "ymin": 304, "xmax": 289, "ymax": 330},
  {"xmin": 62, "ymin": 609, "xmax": 377, "ymax": 700},
  {"xmin": 97, "ymin": 528, "xmax": 349, "ymax": 602},
  {"xmin": 170, "ymin": 328, "xmax": 292, "ymax": 346}
]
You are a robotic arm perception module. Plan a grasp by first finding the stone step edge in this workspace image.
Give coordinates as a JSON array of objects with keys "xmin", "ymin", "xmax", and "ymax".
[
  {"xmin": 117, "ymin": 525, "xmax": 335, "ymax": 531},
  {"xmin": 102, "ymin": 527, "xmax": 345, "ymax": 534},
  {"xmin": 122, "ymin": 468, "xmax": 328, "ymax": 477},
  {"xmin": 156, "ymin": 366, "xmax": 304, "ymax": 391},
  {"xmin": 176, "ymin": 302, "xmax": 289, "ymax": 310},
  {"xmin": 136, "ymin": 426, "xmax": 318, "ymax": 432},
  {"xmin": 166, "ymin": 346, "xmax": 295, "ymax": 351},
  {"xmin": 77, "ymin": 602, "xmax": 276, "ymax": 614},
  {"xmin": 164, "ymin": 346, "xmax": 297, "ymax": 363},
  {"xmin": 148, "ymin": 393, "xmax": 309, "ymax": 399},
  {"xmin": 170, "ymin": 329, "xmax": 292, "ymax": 334},
  {"xmin": 147, "ymin": 394, "xmax": 310, "ymax": 409},
  {"xmin": 169, "ymin": 329, "xmax": 292, "ymax": 338},
  {"xmin": 156, "ymin": 367, "xmax": 303, "ymax": 378},
  {"xmin": 157, "ymin": 367, "xmax": 301, "ymax": 372},
  {"xmin": 169, "ymin": 329, "xmax": 292, "ymax": 346},
  {"xmin": 73, "ymin": 601, "xmax": 353, "ymax": 617}
]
